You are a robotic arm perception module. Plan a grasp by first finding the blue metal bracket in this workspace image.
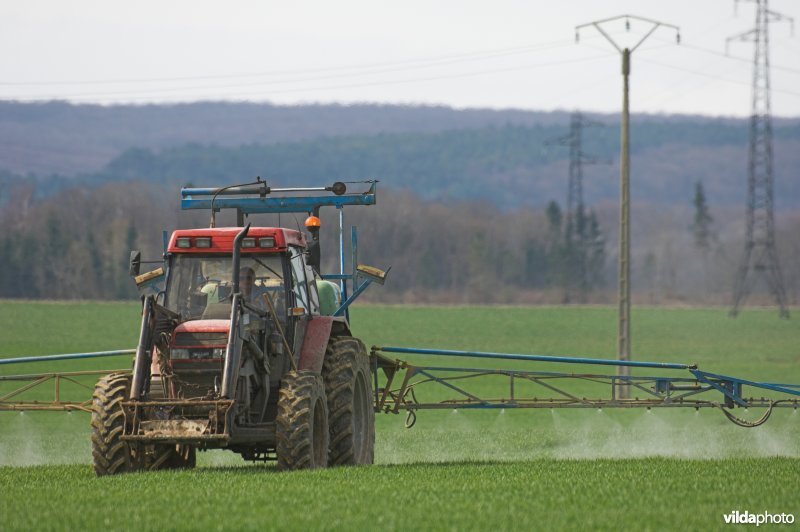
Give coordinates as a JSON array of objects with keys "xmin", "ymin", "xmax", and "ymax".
[
  {"xmin": 690, "ymin": 369, "xmax": 800, "ymax": 407},
  {"xmin": 333, "ymin": 278, "xmax": 373, "ymax": 317},
  {"xmin": 180, "ymin": 181, "xmax": 377, "ymax": 215},
  {"xmin": 333, "ymin": 264, "xmax": 390, "ymax": 317}
]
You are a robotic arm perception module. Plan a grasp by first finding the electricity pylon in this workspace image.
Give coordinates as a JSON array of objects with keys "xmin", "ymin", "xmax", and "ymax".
[
  {"xmin": 557, "ymin": 112, "xmax": 602, "ymax": 303},
  {"xmin": 728, "ymin": 0, "xmax": 793, "ymax": 318}
]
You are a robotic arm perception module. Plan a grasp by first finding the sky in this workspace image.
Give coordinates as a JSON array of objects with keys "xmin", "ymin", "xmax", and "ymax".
[{"xmin": 1, "ymin": 0, "xmax": 799, "ymax": 117}]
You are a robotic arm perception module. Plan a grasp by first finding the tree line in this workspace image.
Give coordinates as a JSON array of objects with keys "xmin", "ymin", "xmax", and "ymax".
[
  {"xmin": 0, "ymin": 182, "xmax": 170, "ymax": 300},
  {"xmin": 2, "ymin": 177, "xmax": 798, "ymax": 306},
  {"xmin": 0, "ymin": 181, "xmax": 607, "ymax": 303}
]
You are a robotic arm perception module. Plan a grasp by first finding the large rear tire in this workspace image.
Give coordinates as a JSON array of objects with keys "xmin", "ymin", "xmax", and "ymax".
[
  {"xmin": 91, "ymin": 373, "xmax": 135, "ymax": 476},
  {"xmin": 276, "ymin": 371, "xmax": 329, "ymax": 471},
  {"xmin": 322, "ymin": 337, "xmax": 375, "ymax": 466}
]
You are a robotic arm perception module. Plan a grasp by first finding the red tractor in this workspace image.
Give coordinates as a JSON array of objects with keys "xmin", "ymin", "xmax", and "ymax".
[{"xmin": 91, "ymin": 180, "xmax": 386, "ymax": 474}]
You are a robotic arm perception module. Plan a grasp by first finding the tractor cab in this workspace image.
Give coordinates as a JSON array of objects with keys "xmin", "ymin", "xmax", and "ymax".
[{"xmin": 163, "ymin": 227, "xmax": 312, "ymax": 321}]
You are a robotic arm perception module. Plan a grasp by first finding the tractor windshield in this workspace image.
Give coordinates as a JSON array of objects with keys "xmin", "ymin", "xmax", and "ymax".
[{"xmin": 165, "ymin": 254, "xmax": 287, "ymax": 321}]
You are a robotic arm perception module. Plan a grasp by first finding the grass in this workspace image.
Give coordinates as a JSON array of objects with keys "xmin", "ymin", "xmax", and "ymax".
[
  {"xmin": 1, "ymin": 301, "xmax": 799, "ymax": 530},
  {"xmin": 0, "ymin": 300, "xmax": 141, "ymax": 355},
  {"xmin": 3, "ymin": 459, "xmax": 799, "ymax": 531}
]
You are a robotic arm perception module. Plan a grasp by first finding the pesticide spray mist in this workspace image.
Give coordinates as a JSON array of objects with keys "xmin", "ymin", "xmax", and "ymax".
[
  {"xmin": 0, "ymin": 411, "xmax": 250, "ymax": 469},
  {"xmin": 542, "ymin": 407, "xmax": 799, "ymax": 460},
  {"xmin": 0, "ymin": 411, "xmax": 92, "ymax": 467},
  {"xmin": 3, "ymin": 406, "xmax": 797, "ymax": 467},
  {"xmin": 374, "ymin": 407, "xmax": 800, "ymax": 465}
]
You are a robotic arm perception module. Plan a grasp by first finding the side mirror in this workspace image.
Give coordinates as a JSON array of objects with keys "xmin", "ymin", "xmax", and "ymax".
[
  {"xmin": 356, "ymin": 264, "xmax": 390, "ymax": 285},
  {"xmin": 129, "ymin": 251, "xmax": 142, "ymax": 277},
  {"xmin": 133, "ymin": 267, "xmax": 165, "ymax": 299}
]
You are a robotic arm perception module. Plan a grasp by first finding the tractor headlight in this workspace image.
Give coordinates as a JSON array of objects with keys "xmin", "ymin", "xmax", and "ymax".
[
  {"xmin": 192, "ymin": 349, "xmax": 213, "ymax": 359},
  {"xmin": 192, "ymin": 348, "xmax": 227, "ymax": 359},
  {"xmin": 171, "ymin": 348, "xmax": 191, "ymax": 360},
  {"xmin": 170, "ymin": 347, "xmax": 226, "ymax": 360},
  {"xmin": 241, "ymin": 237, "xmax": 256, "ymax": 248}
]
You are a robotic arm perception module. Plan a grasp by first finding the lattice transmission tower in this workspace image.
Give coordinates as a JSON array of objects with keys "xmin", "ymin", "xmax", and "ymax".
[
  {"xmin": 564, "ymin": 113, "xmax": 592, "ymax": 232},
  {"xmin": 558, "ymin": 112, "xmax": 601, "ymax": 303},
  {"xmin": 728, "ymin": 0, "xmax": 793, "ymax": 318}
]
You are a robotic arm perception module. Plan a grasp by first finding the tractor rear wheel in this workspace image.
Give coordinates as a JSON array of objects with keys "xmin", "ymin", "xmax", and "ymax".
[
  {"xmin": 91, "ymin": 373, "xmax": 135, "ymax": 476},
  {"xmin": 322, "ymin": 337, "xmax": 375, "ymax": 466},
  {"xmin": 276, "ymin": 371, "xmax": 329, "ymax": 471}
]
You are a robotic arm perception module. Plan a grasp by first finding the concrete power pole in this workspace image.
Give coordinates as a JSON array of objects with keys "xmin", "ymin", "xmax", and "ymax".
[
  {"xmin": 576, "ymin": 15, "xmax": 679, "ymax": 399},
  {"xmin": 728, "ymin": 0, "xmax": 793, "ymax": 319}
]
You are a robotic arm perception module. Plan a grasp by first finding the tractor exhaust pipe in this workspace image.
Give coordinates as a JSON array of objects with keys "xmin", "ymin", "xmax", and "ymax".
[
  {"xmin": 220, "ymin": 294, "xmax": 242, "ymax": 399},
  {"xmin": 221, "ymin": 224, "xmax": 251, "ymax": 400},
  {"xmin": 231, "ymin": 223, "xmax": 251, "ymax": 296},
  {"xmin": 130, "ymin": 296, "xmax": 154, "ymax": 400}
]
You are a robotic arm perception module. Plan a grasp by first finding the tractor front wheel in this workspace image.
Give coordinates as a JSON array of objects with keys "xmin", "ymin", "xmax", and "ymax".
[
  {"xmin": 91, "ymin": 373, "xmax": 135, "ymax": 476},
  {"xmin": 322, "ymin": 337, "xmax": 375, "ymax": 466},
  {"xmin": 276, "ymin": 371, "xmax": 329, "ymax": 470}
]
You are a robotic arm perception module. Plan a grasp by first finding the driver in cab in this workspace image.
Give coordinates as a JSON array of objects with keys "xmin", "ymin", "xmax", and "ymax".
[{"xmin": 239, "ymin": 266, "xmax": 268, "ymax": 311}]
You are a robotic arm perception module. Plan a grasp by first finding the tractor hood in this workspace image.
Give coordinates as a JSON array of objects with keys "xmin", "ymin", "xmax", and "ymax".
[
  {"xmin": 174, "ymin": 320, "xmax": 230, "ymax": 335},
  {"xmin": 171, "ymin": 320, "xmax": 230, "ymax": 351}
]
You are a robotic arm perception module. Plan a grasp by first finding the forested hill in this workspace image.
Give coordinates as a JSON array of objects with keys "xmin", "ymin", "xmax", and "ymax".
[
  {"xmin": 3, "ymin": 113, "xmax": 799, "ymax": 210},
  {"xmin": 2, "ymin": 103, "xmax": 799, "ymax": 207},
  {"xmin": 100, "ymin": 121, "xmax": 800, "ymax": 209},
  {"xmin": 0, "ymin": 101, "xmax": 575, "ymax": 176}
]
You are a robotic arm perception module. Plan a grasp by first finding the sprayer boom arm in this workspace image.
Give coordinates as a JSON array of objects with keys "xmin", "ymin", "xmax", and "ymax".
[{"xmin": 370, "ymin": 346, "xmax": 800, "ymax": 428}]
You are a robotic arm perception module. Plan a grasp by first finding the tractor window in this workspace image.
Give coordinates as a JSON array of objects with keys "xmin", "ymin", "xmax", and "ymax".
[
  {"xmin": 290, "ymin": 251, "xmax": 310, "ymax": 314},
  {"xmin": 306, "ymin": 265, "xmax": 321, "ymax": 314},
  {"xmin": 165, "ymin": 254, "xmax": 286, "ymax": 321}
]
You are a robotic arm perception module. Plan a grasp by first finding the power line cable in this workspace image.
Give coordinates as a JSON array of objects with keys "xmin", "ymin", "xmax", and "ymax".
[
  {"xmin": 638, "ymin": 56, "xmax": 800, "ymax": 98},
  {"xmin": 637, "ymin": 58, "xmax": 747, "ymax": 109},
  {"xmin": 1, "ymin": 51, "xmax": 617, "ymax": 102},
  {"xmin": 649, "ymin": 35, "xmax": 800, "ymax": 75},
  {"xmin": 0, "ymin": 38, "xmax": 580, "ymax": 87}
]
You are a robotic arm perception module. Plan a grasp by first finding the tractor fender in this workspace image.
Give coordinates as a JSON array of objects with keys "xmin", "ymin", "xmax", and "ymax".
[{"xmin": 298, "ymin": 316, "xmax": 351, "ymax": 373}]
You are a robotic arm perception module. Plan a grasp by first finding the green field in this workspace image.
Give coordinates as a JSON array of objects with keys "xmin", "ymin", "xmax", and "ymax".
[{"xmin": 1, "ymin": 301, "xmax": 799, "ymax": 530}]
